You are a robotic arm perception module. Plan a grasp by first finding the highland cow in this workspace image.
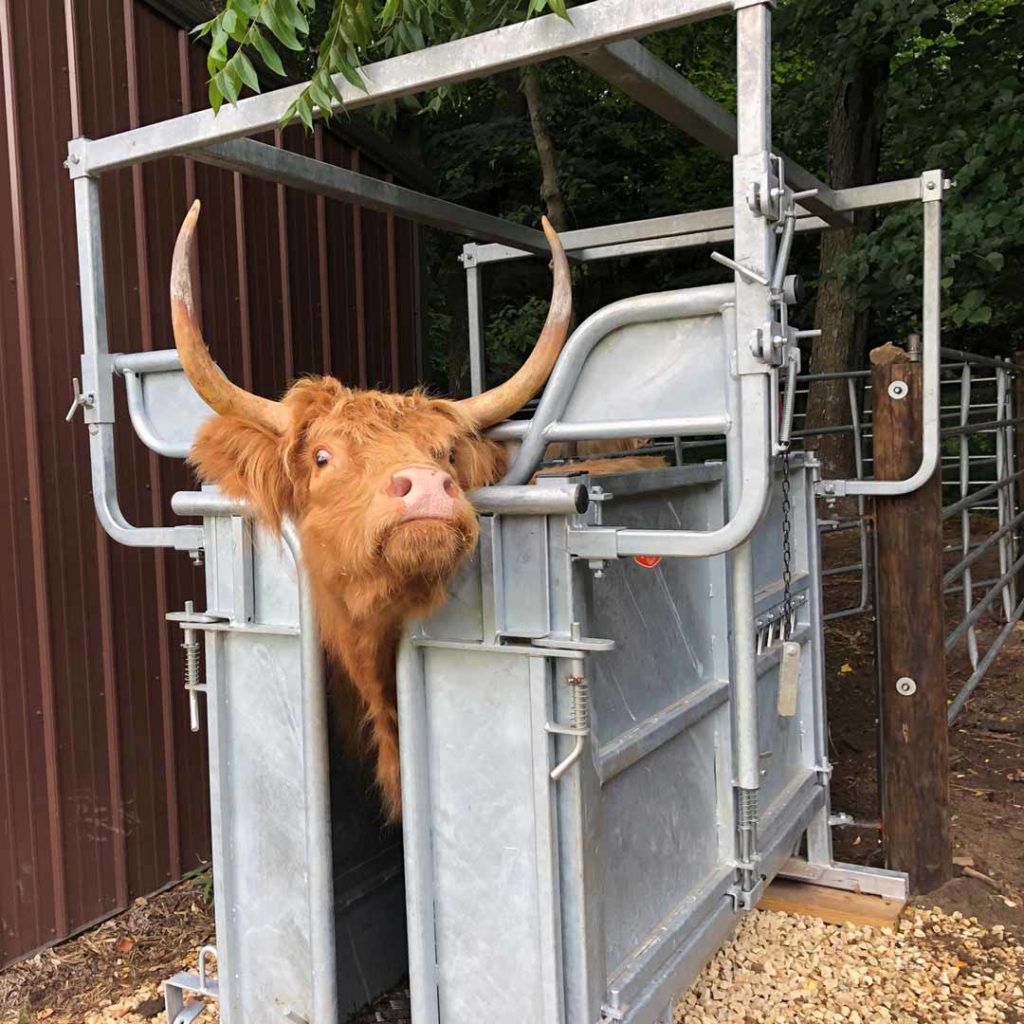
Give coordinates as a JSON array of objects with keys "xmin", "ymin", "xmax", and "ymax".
[{"xmin": 170, "ymin": 200, "xmax": 572, "ymax": 820}]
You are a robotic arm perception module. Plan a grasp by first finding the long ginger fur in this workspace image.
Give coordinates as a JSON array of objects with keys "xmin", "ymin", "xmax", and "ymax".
[{"xmin": 191, "ymin": 378, "xmax": 505, "ymax": 821}]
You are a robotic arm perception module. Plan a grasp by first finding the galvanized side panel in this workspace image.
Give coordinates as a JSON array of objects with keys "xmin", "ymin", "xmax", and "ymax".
[
  {"xmin": 751, "ymin": 468, "xmax": 821, "ymax": 820},
  {"xmin": 206, "ymin": 519, "xmax": 407, "ymax": 1022},
  {"xmin": 580, "ymin": 469, "xmax": 739, "ymax": 1002},
  {"xmin": 560, "ymin": 314, "xmax": 729, "ymax": 427},
  {"xmin": 600, "ymin": 705, "xmax": 731, "ymax": 974},
  {"xmin": 421, "ymin": 646, "xmax": 562, "ymax": 1024},
  {"xmin": 207, "ymin": 629, "xmax": 312, "ymax": 1022},
  {"xmin": 585, "ymin": 473, "xmax": 728, "ymax": 741}
]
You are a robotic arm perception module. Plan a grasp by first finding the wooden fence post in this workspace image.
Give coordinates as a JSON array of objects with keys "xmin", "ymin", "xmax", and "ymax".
[{"xmin": 871, "ymin": 345, "xmax": 952, "ymax": 893}]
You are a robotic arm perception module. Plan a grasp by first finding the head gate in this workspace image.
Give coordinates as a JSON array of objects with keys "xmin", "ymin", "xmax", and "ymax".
[{"xmin": 66, "ymin": 2, "xmax": 941, "ymax": 1022}]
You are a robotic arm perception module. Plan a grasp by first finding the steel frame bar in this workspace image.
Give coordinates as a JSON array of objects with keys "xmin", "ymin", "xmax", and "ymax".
[
  {"xmin": 463, "ymin": 175, "xmax": 928, "ymax": 268},
  {"xmin": 947, "ymin": 593, "xmax": 1024, "ymax": 723},
  {"xmin": 945, "ymin": 549, "xmax": 1024, "ymax": 653},
  {"xmin": 68, "ymin": 0, "xmax": 733, "ymax": 177},
  {"xmin": 199, "ymin": 138, "xmax": 551, "ymax": 254},
  {"xmin": 818, "ymin": 177, "xmax": 944, "ymax": 498},
  {"xmin": 573, "ymin": 39, "xmax": 849, "ymax": 226},
  {"xmin": 73, "ymin": 175, "xmax": 202, "ymax": 551}
]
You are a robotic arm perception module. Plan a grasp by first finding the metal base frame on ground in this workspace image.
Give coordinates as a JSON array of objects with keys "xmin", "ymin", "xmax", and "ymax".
[{"xmin": 62, "ymin": 1, "xmax": 944, "ymax": 1021}]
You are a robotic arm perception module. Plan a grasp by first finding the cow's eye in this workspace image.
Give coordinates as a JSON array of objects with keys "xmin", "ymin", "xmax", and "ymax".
[
  {"xmin": 314, "ymin": 447, "xmax": 332, "ymax": 468},
  {"xmin": 448, "ymin": 447, "xmax": 457, "ymax": 465}
]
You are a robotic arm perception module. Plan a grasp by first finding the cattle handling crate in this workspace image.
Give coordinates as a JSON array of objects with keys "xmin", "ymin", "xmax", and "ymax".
[{"xmin": 64, "ymin": 2, "xmax": 947, "ymax": 1022}]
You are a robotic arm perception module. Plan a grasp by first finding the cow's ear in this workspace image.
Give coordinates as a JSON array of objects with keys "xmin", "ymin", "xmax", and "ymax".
[{"xmin": 189, "ymin": 415, "xmax": 292, "ymax": 530}]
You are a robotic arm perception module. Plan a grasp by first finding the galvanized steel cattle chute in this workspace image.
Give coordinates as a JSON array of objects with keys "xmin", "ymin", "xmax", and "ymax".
[{"xmin": 65, "ymin": 1, "xmax": 946, "ymax": 1022}]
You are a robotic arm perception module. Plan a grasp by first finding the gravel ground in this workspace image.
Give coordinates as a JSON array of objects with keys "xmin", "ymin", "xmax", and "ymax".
[
  {"xmin": 676, "ymin": 905, "xmax": 1023, "ymax": 1024},
  {"xmin": 7, "ymin": 902, "xmax": 1020, "ymax": 1023}
]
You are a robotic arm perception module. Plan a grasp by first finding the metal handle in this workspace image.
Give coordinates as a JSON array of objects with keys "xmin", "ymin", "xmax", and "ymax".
[
  {"xmin": 816, "ymin": 170, "xmax": 945, "ymax": 499},
  {"xmin": 65, "ymin": 377, "xmax": 94, "ymax": 422}
]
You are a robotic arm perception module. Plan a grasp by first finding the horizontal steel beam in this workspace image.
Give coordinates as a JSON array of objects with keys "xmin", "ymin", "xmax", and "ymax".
[
  {"xmin": 465, "ymin": 174, "xmax": 933, "ymax": 265},
  {"xmin": 198, "ymin": 138, "xmax": 550, "ymax": 252},
  {"xmin": 69, "ymin": 0, "xmax": 733, "ymax": 177},
  {"xmin": 573, "ymin": 40, "xmax": 851, "ymax": 227}
]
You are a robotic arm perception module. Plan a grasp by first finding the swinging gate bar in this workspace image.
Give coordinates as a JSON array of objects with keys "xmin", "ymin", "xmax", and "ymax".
[{"xmin": 64, "ymin": 1, "xmax": 947, "ymax": 1021}]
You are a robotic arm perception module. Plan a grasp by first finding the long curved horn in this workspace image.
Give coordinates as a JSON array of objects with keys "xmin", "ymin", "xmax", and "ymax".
[
  {"xmin": 455, "ymin": 216, "xmax": 571, "ymax": 428},
  {"xmin": 171, "ymin": 200, "xmax": 289, "ymax": 433}
]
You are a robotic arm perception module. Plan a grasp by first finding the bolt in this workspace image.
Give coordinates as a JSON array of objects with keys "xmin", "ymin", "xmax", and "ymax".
[
  {"xmin": 896, "ymin": 676, "xmax": 917, "ymax": 696},
  {"xmin": 888, "ymin": 380, "xmax": 909, "ymax": 401},
  {"xmin": 926, "ymin": 179, "xmax": 936, "ymax": 190}
]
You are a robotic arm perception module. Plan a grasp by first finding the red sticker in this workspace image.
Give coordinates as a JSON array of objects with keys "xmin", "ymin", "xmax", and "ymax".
[{"xmin": 634, "ymin": 555, "xmax": 662, "ymax": 569}]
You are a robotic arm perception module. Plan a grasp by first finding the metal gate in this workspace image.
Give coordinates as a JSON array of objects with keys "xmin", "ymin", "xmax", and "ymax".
[{"xmin": 62, "ymin": 1, "xmax": 948, "ymax": 1021}]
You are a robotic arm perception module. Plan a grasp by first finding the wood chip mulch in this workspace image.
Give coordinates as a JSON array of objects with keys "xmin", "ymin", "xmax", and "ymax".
[{"xmin": 0, "ymin": 876, "xmax": 214, "ymax": 1024}]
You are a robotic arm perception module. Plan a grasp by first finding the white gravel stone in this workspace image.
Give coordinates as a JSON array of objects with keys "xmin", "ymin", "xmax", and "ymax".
[{"xmin": 673, "ymin": 906, "xmax": 1024, "ymax": 1024}]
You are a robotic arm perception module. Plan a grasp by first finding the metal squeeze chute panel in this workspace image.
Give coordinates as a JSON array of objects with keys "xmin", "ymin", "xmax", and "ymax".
[
  {"xmin": 424, "ymin": 648, "xmax": 560, "ymax": 1023},
  {"xmin": 558, "ymin": 314, "xmax": 729, "ymax": 426},
  {"xmin": 584, "ymin": 470, "xmax": 734, "ymax": 980},
  {"xmin": 750, "ymin": 468, "xmax": 823, "ymax": 829},
  {"xmin": 405, "ymin": 456, "xmax": 830, "ymax": 1024},
  {"xmin": 203, "ymin": 517, "xmax": 407, "ymax": 1023}
]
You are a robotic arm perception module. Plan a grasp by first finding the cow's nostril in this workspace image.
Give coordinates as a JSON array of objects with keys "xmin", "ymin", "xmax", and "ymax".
[
  {"xmin": 389, "ymin": 473, "xmax": 413, "ymax": 498},
  {"xmin": 443, "ymin": 476, "xmax": 456, "ymax": 496}
]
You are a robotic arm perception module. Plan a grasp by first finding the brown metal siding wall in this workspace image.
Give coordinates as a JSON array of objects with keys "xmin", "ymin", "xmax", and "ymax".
[{"xmin": 0, "ymin": 0, "xmax": 422, "ymax": 966}]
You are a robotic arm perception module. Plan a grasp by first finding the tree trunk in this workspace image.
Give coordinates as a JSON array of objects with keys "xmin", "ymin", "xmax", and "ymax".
[
  {"xmin": 804, "ymin": 56, "xmax": 890, "ymax": 478},
  {"xmin": 521, "ymin": 66, "xmax": 568, "ymax": 231}
]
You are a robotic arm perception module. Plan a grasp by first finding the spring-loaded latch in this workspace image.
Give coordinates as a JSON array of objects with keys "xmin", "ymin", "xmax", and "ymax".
[
  {"xmin": 166, "ymin": 601, "xmax": 223, "ymax": 732},
  {"xmin": 547, "ymin": 662, "xmax": 590, "ymax": 781},
  {"xmin": 545, "ymin": 621, "xmax": 592, "ymax": 781}
]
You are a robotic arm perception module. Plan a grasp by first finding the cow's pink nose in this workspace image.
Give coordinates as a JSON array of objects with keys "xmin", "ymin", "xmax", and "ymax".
[{"xmin": 387, "ymin": 466, "xmax": 457, "ymax": 521}]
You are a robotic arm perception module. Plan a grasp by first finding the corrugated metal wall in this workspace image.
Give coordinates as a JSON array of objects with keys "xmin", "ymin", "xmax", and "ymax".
[{"xmin": 0, "ymin": 0, "xmax": 422, "ymax": 966}]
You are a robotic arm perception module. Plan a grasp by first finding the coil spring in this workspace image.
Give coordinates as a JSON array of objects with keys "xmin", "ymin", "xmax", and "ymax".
[
  {"xmin": 183, "ymin": 636, "xmax": 201, "ymax": 688},
  {"xmin": 569, "ymin": 674, "xmax": 589, "ymax": 733}
]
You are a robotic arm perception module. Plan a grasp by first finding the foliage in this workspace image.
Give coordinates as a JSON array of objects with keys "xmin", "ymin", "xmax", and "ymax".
[
  {"xmin": 183, "ymin": 865, "xmax": 214, "ymax": 904},
  {"xmin": 194, "ymin": 0, "xmax": 569, "ymax": 127},
  {"xmin": 197, "ymin": 0, "xmax": 1024, "ymax": 384},
  {"xmin": 849, "ymin": 3, "xmax": 1024, "ymax": 348}
]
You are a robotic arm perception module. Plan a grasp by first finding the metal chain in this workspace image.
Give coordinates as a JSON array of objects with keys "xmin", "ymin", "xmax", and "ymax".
[{"xmin": 781, "ymin": 448, "xmax": 794, "ymax": 640}]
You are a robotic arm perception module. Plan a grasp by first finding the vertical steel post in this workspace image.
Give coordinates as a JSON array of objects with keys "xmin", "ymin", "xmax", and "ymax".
[
  {"xmin": 959, "ymin": 364, "xmax": 979, "ymax": 669},
  {"xmin": 72, "ymin": 172, "xmax": 203, "ymax": 552},
  {"xmin": 729, "ymin": 0, "xmax": 775, "ymax": 890},
  {"xmin": 281, "ymin": 522, "xmax": 339, "ymax": 1024},
  {"xmin": 464, "ymin": 250, "xmax": 486, "ymax": 395},
  {"xmin": 996, "ymin": 366, "xmax": 1014, "ymax": 618},
  {"xmin": 397, "ymin": 639, "xmax": 442, "ymax": 1024},
  {"xmin": 1015, "ymin": 352, "xmax": 1024, "ymax": 605}
]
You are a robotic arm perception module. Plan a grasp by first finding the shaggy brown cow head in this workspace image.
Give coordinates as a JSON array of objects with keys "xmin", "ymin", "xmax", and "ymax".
[{"xmin": 170, "ymin": 201, "xmax": 571, "ymax": 819}]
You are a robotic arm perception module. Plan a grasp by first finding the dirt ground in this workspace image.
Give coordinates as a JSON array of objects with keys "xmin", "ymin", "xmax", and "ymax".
[
  {"xmin": 0, "ymin": 880, "xmax": 215, "ymax": 1023},
  {"xmin": 823, "ymin": 523, "xmax": 1024, "ymax": 936},
  {"xmin": 2, "ymin": 521, "xmax": 1022, "ymax": 1022}
]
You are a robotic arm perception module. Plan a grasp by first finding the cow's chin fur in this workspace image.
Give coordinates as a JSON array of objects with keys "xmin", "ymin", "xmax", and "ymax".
[{"xmin": 379, "ymin": 514, "xmax": 478, "ymax": 591}]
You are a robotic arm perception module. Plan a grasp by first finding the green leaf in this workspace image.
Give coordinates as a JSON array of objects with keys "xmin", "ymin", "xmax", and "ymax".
[
  {"xmin": 215, "ymin": 65, "xmax": 242, "ymax": 105},
  {"xmin": 308, "ymin": 77, "xmax": 336, "ymax": 112},
  {"xmin": 983, "ymin": 251, "xmax": 1005, "ymax": 272},
  {"xmin": 251, "ymin": 27, "xmax": 286, "ymax": 76},
  {"xmin": 209, "ymin": 25, "xmax": 230, "ymax": 63},
  {"xmin": 208, "ymin": 77, "xmax": 224, "ymax": 114},
  {"xmin": 234, "ymin": 50, "xmax": 261, "ymax": 93},
  {"xmin": 259, "ymin": 4, "xmax": 304, "ymax": 50}
]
